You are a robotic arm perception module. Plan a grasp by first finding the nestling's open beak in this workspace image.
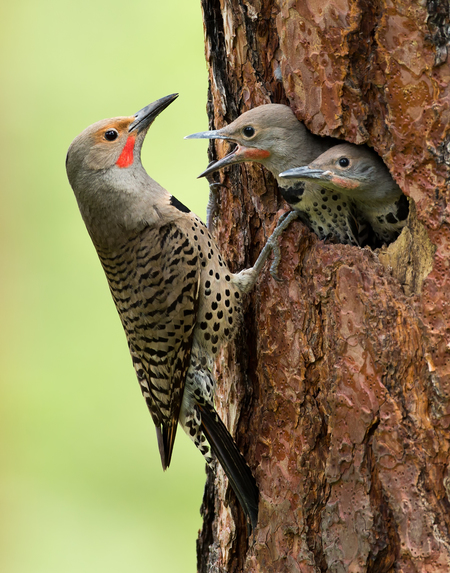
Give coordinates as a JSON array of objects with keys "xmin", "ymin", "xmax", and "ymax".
[
  {"xmin": 197, "ymin": 147, "xmax": 246, "ymax": 178},
  {"xmin": 185, "ymin": 130, "xmax": 241, "ymax": 178},
  {"xmin": 186, "ymin": 130, "xmax": 271, "ymax": 179},
  {"xmin": 129, "ymin": 93, "xmax": 179, "ymax": 134}
]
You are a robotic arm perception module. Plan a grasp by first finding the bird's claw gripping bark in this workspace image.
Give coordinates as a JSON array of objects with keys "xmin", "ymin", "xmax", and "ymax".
[
  {"xmin": 205, "ymin": 170, "xmax": 225, "ymax": 231},
  {"xmin": 267, "ymin": 211, "xmax": 299, "ymax": 280},
  {"xmin": 269, "ymin": 246, "xmax": 283, "ymax": 282},
  {"xmin": 251, "ymin": 210, "xmax": 299, "ymax": 282}
]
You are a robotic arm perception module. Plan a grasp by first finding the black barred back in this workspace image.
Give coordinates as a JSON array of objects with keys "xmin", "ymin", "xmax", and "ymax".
[{"xmin": 96, "ymin": 222, "xmax": 200, "ymax": 466}]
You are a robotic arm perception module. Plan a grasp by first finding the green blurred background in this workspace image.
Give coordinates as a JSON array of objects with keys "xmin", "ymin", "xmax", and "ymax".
[{"xmin": 1, "ymin": 1, "xmax": 211, "ymax": 571}]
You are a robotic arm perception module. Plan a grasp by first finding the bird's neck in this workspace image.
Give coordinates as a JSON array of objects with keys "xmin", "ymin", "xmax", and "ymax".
[
  {"xmin": 266, "ymin": 131, "xmax": 336, "ymax": 184},
  {"xmin": 75, "ymin": 167, "xmax": 168, "ymax": 250}
]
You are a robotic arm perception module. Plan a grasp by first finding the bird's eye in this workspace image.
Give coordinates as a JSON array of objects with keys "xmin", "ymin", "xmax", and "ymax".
[
  {"xmin": 104, "ymin": 129, "xmax": 118, "ymax": 141},
  {"xmin": 243, "ymin": 126, "xmax": 255, "ymax": 138},
  {"xmin": 338, "ymin": 157, "xmax": 350, "ymax": 168}
]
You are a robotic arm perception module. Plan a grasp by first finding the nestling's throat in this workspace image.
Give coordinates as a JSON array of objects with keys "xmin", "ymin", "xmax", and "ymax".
[
  {"xmin": 116, "ymin": 135, "xmax": 136, "ymax": 168},
  {"xmin": 243, "ymin": 147, "xmax": 270, "ymax": 160}
]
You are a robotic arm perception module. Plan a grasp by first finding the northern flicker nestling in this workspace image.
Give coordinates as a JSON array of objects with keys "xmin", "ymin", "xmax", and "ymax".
[
  {"xmin": 279, "ymin": 143, "xmax": 409, "ymax": 245},
  {"xmin": 66, "ymin": 94, "xmax": 296, "ymax": 531},
  {"xmin": 185, "ymin": 104, "xmax": 360, "ymax": 243},
  {"xmin": 186, "ymin": 104, "xmax": 408, "ymax": 247}
]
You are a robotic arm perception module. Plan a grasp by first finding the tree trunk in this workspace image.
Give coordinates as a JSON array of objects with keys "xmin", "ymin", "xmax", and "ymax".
[{"xmin": 196, "ymin": 1, "xmax": 450, "ymax": 571}]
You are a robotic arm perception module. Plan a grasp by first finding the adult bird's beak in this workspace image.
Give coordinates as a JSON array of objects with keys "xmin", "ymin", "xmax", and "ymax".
[{"xmin": 129, "ymin": 93, "xmax": 179, "ymax": 134}]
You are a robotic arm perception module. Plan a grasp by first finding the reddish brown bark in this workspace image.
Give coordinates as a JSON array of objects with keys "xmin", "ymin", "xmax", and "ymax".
[{"xmin": 197, "ymin": 1, "xmax": 450, "ymax": 571}]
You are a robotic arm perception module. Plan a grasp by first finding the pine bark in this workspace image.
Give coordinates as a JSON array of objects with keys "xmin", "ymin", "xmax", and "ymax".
[{"xmin": 196, "ymin": 1, "xmax": 450, "ymax": 572}]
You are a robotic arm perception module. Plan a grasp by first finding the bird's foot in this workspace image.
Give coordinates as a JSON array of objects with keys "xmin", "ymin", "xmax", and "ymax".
[
  {"xmin": 235, "ymin": 210, "xmax": 299, "ymax": 293},
  {"xmin": 269, "ymin": 246, "xmax": 283, "ymax": 282},
  {"xmin": 265, "ymin": 211, "xmax": 299, "ymax": 281},
  {"xmin": 205, "ymin": 178, "xmax": 225, "ymax": 231}
]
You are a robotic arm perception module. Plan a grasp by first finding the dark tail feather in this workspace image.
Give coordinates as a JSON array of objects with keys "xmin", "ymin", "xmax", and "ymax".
[
  {"xmin": 198, "ymin": 403, "xmax": 259, "ymax": 531},
  {"xmin": 156, "ymin": 421, "xmax": 178, "ymax": 470}
]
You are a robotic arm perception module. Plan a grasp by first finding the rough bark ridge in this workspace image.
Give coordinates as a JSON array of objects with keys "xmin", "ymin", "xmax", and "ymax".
[{"xmin": 196, "ymin": 1, "xmax": 450, "ymax": 572}]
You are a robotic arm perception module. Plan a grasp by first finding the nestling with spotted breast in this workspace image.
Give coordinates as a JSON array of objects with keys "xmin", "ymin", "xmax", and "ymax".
[
  {"xmin": 279, "ymin": 143, "xmax": 409, "ymax": 246},
  {"xmin": 186, "ymin": 104, "xmax": 408, "ymax": 247}
]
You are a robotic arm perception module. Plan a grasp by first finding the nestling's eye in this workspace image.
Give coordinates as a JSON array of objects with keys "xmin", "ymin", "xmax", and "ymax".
[
  {"xmin": 104, "ymin": 129, "xmax": 119, "ymax": 141},
  {"xmin": 243, "ymin": 126, "xmax": 255, "ymax": 138},
  {"xmin": 338, "ymin": 157, "xmax": 350, "ymax": 168}
]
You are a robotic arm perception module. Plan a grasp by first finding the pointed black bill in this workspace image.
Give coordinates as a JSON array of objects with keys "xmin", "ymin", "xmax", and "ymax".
[
  {"xmin": 184, "ymin": 129, "xmax": 228, "ymax": 140},
  {"xmin": 185, "ymin": 130, "xmax": 241, "ymax": 178},
  {"xmin": 279, "ymin": 166, "xmax": 332, "ymax": 181},
  {"xmin": 129, "ymin": 93, "xmax": 179, "ymax": 134},
  {"xmin": 196, "ymin": 148, "xmax": 242, "ymax": 179}
]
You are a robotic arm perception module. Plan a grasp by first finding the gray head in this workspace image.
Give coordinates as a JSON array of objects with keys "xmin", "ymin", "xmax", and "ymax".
[
  {"xmin": 67, "ymin": 94, "xmax": 178, "ymax": 190},
  {"xmin": 185, "ymin": 104, "xmax": 328, "ymax": 179},
  {"xmin": 66, "ymin": 94, "xmax": 178, "ymax": 245},
  {"xmin": 279, "ymin": 143, "xmax": 402, "ymax": 201}
]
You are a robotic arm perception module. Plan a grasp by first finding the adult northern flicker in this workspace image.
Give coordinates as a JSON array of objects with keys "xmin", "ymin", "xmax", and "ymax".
[
  {"xmin": 279, "ymin": 143, "xmax": 409, "ymax": 245},
  {"xmin": 66, "ymin": 94, "xmax": 296, "ymax": 531},
  {"xmin": 186, "ymin": 104, "xmax": 407, "ymax": 247}
]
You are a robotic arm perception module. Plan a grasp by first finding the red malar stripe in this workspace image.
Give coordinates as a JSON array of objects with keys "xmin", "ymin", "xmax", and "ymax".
[{"xmin": 116, "ymin": 135, "xmax": 136, "ymax": 168}]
